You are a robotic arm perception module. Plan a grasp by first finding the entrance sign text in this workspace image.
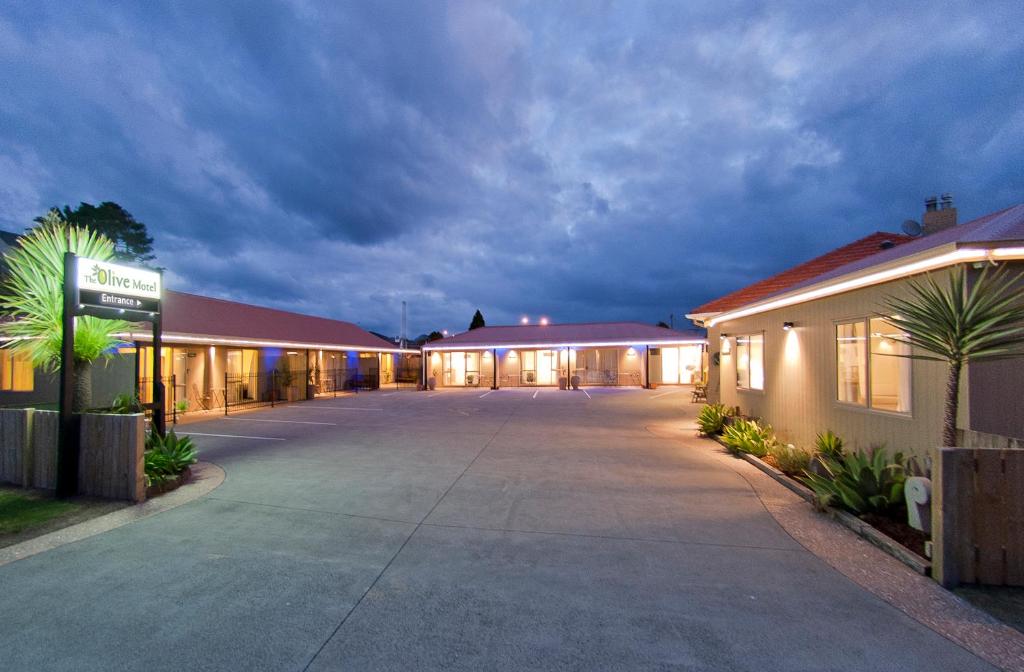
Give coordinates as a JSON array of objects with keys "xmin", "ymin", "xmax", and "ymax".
[{"xmin": 76, "ymin": 257, "xmax": 161, "ymax": 314}]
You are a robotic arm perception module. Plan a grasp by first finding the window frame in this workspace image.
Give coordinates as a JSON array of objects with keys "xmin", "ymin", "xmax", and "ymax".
[
  {"xmin": 833, "ymin": 317, "xmax": 912, "ymax": 416},
  {"xmin": 735, "ymin": 332, "xmax": 765, "ymax": 392}
]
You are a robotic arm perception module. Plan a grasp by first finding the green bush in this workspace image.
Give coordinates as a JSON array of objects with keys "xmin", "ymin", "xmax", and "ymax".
[
  {"xmin": 721, "ymin": 418, "xmax": 776, "ymax": 457},
  {"xmin": 799, "ymin": 447, "xmax": 907, "ymax": 515},
  {"xmin": 696, "ymin": 403, "xmax": 733, "ymax": 435},
  {"xmin": 144, "ymin": 430, "xmax": 198, "ymax": 486},
  {"xmin": 109, "ymin": 393, "xmax": 143, "ymax": 414},
  {"xmin": 768, "ymin": 443, "xmax": 812, "ymax": 476},
  {"xmin": 815, "ymin": 430, "xmax": 844, "ymax": 460}
]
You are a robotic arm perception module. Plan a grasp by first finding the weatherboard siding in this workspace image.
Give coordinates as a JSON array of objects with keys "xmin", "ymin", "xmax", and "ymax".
[{"xmin": 710, "ymin": 268, "xmax": 960, "ymax": 458}]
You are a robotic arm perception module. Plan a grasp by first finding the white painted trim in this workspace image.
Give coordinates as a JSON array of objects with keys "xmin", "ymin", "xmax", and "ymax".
[
  {"xmin": 423, "ymin": 339, "xmax": 706, "ymax": 352},
  {"xmin": 706, "ymin": 245, "xmax": 1024, "ymax": 327},
  {"xmin": 120, "ymin": 331, "xmax": 419, "ymax": 355}
]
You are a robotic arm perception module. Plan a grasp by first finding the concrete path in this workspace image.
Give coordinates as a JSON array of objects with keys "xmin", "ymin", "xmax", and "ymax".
[{"xmin": 0, "ymin": 389, "xmax": 997, "ymax": 671}]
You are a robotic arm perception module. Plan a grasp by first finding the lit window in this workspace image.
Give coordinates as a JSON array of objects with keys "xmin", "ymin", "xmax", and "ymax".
[
  {"xmin": 0, "ymin": 350, "xmax": 34, "ymax": 391},
  {"xmin": 869, "ymin": 318, "xmax": 911, "ymax": 413},
  {"xmin": 836, "ymin": 321, "xmax": 866, "ymax": 405},
  {"xmin": 736, "ymin": 333, "xmax": 764, "ymax": 390},
  {"xmin": 835, "ymin": 318, "xmax": 911, "ymax": 413}
]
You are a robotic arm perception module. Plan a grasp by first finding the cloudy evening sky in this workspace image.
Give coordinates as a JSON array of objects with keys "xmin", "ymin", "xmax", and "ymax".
[{"xmin": 1, "ymin": 1, "xmax": 1022, "ymax": 336}]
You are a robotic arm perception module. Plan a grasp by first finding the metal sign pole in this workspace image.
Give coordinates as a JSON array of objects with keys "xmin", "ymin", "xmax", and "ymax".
[
  {"xmin": 152, "ymin": 304, "xmax": 165, "ymax": 436},
  {"xmin": 56, "ymin": 252, "xmax": 78, "ymax": 498}
]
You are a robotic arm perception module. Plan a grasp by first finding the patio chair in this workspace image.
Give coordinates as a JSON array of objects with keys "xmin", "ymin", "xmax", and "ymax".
[{"xmin": 691, "ymin": 382, "xmax": 707, "ymax": 403}]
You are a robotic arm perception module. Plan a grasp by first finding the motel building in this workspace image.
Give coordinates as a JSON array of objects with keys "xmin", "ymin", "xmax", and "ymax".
[
  {"xmin": 687, "ymin": 199, "xmax": 1024, "ymax": 457},
  {"xmin": 0, "ymin": 287, "xmax": 420, "ymax": 414},
  {"xmin": 421, "ymin": 322, "xmax": 707, "ymax": 389}
]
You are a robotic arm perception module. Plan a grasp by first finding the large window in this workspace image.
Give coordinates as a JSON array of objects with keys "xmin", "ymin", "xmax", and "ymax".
[
  {"xmin": 0, "ymin": 350, "xmax": 34, "ymax": 391},
  {"xmin": 735, "ymin": 333, "xmax": 764, "ymax": 390},
  {"xmin": 835, "ymin": 318, "xmax": 911, "ymax": 413}
]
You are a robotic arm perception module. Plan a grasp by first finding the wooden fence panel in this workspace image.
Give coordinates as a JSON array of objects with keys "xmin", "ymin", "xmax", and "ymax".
[
  {"xmin": 0, "ymin": 409, "xmax": 31, "ymax": 486},
  {"xmin": 934, "ymin": 447, "xmax": 1024, "ymax": 587},
  {"xmin": 78, "ymin": 413, "xmax": 145, "ymax": 502},
  {"xmin": 31, "ymin": 411, "xmax": 58, "ymax": 490}
]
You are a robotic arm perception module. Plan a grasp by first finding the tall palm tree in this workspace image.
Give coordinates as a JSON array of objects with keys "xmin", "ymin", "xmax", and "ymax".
[
  {"xmin": 0, "ymin": 214, "xmax": 130, "ymax": 411},
  {"xmin": 881, "ymin": 263, "xmax": 1024, "ymax": 447}
]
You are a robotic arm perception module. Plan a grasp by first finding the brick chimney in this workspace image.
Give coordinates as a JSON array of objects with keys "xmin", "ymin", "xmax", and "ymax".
[{"xmin": 922, "ymin": 193, "xmax": 957, "ymax": 235}]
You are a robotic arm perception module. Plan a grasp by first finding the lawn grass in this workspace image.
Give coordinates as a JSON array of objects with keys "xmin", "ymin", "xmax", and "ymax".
[{"xmin": 0, "ymin": 489, "xmax": 79, "ymax": 536}]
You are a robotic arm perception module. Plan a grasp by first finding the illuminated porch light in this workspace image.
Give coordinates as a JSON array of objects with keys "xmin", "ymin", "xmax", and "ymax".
[
  {"xmin": 720, "ymin": 336, "xmax": 732, "ymax": 355},
  {"xmin": 782, "ymin": 321, "xmax": 794, "ymax": 331},
  {"xmin": 626, "ymin": 347, "xmax": 637, "ymax": 357}
]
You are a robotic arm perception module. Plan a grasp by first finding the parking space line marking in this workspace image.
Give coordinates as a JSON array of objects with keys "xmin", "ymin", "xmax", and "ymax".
[
  {"xmin": 532, "ymin": 390, "xmax": 539, "ymax": 399},
  {"xmin": 380, "ymin": 392, "xmax": 397, "ymax": 397},
  {"xmin": 225, "ymin": 417, "xmax": 337, "ymax": 426},
  {"xmin": 310, "ymin": 406, "xmax": 384, "ymax": 411},
  {"xmin": 186, "ymin": 432, "xmax": 287, "ymax": 441},
  {"xmin": 651, "ymin": 390, "xmax": 682, "ymax": 399},
  {"xmin": 582, "ymin": 389, "xmax": 592, "ymax": 399},
  {"xmin": 479, "ymin": 390, "xmax": 494, "ymax": 398}
]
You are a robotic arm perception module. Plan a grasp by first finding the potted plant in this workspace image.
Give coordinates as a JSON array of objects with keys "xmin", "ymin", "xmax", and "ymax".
[{"xmin": 570, "ymin": 375, "xmax": 580, "ymax": 390}]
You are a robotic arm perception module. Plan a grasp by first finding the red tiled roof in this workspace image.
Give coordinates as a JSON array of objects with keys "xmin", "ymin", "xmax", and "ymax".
[
  {"xmin": 779, "ymin": 203, "xmax": 1024, "ymax": 295},
  {"xmin": 690, "ymin": 231, "xmax": 915, "ymax": 315},
  {"xmin": 157, "ymin": 290, "xmax": 400, "ymax": 351},
  {"xmin": 424, "ymin": 321, "xmax": 705, "ymax": 349}
]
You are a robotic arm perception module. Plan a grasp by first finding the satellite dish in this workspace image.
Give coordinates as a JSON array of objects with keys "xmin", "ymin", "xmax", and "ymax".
[{"xmin": 901, "ymin": 219, "xmax": 923, "ymax": 237}]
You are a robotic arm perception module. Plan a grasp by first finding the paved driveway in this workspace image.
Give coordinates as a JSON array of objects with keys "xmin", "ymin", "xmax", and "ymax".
[{"xmin": 0, "ymin": 389, "xmax": 995, "ymax": 671}]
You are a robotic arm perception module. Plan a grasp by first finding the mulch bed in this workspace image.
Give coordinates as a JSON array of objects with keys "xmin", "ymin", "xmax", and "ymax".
[{"xmin": 859, "ymin": 512, "xmax": 929, "ymax": 559}]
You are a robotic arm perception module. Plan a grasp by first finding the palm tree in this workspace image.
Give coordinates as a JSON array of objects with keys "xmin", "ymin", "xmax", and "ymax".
[
  {"xmin": 0, "ymin": 213, "xmax": 130, "ymax": 411},
  {"xmin": 881, "ymin": 263, "xmax": 1024, "ymax": 447}
]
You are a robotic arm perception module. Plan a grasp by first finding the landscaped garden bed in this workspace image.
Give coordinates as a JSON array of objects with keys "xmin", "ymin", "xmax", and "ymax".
[
  {"xmin": 696, "ymin": 403, "xmax": 931, "ymax": 573},
  {"xmin": 144, "ymin": 429, "xmax": 198, "ymax": 500}
]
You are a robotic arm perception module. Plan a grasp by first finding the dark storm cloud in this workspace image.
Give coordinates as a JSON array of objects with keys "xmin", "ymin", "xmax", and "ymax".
[{"xmin": 0, "ymin": 1, "xmax": 1022, "ymax": 335}]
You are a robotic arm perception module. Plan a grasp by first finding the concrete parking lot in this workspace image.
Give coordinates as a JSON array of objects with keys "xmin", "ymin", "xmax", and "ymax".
[{"xmin": 0, "ymin": 388, "xmax": 996, "ymax": 671}]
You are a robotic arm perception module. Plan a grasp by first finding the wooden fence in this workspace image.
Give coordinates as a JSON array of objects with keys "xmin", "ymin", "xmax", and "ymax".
[
  {"xmin": 0, "ymin": 409, "xmax": 144, "ymax": 502},
  {"xmin": 932, "ymin": 446, "xmax": 1024, "ymax": 587}
]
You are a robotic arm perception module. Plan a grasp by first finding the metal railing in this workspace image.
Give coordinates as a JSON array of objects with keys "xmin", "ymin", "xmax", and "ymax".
[{"xmin": 137, "ymin": 375, "xmax": 178, "ymax": 424}]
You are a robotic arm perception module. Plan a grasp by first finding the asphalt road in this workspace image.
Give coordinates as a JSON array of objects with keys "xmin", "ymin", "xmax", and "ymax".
[{"xmin": 0, "ymin": 388, "xmax": 996, "ymax": 671}]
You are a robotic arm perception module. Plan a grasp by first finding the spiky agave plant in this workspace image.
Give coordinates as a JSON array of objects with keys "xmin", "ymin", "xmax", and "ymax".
[
  {"xmin": 0, "ymin": 213, "xmax": 130, "ymax": 410},
  {"xmin": 881, "ymin": 263, "xmax": 1024, "ymax": 447}
]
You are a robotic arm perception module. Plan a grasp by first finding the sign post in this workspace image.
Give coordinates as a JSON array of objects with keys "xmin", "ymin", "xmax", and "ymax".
[{"xmin": 56, "ymin": 254, "xmax": 163, "ymax": 497}]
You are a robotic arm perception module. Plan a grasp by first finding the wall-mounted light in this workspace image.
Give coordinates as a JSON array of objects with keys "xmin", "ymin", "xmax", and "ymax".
[
  {"xmin": 483, "ymin": 350, "xmax": 492, "ymax": 359},
  {"xmin": 508, "ymin": 350, "xmax": 518, "ymax": 360},
  {"xmin": 626, "ymin": 347, "xmax": 637, "ymax": 357},
  {"xmin": 209, "ymin": 346, "xmax": 216, "ymax": 358},
  {"xmin": 720, "ymin": 335, "xmax": 732, "ymax": 355},
  {"xmin": 782, "ymin": 321, "xmax": 795, "ymax": 331}
]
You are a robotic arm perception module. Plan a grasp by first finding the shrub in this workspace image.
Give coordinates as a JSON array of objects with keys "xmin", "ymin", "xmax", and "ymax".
[
  {"xmin": 799, "ymin": 447, "xmax": 907, "ymax": 515},
  {"xmin": 110, "ymin": 393, "xmax": 143, "ymax": 414},
  {"xmin": 815, "ymin": 430, "xmax": 844, "ymax": 459},
  {"xmin": 721, "ymin": 418, "xmax": 776, "ymax": 457},
  {"xmin": 768, "ymin": 443, "xmax": 812, "ymax": 476},
  {"xmin": 144, "ymin": 430, "xmax": 198, "ymax": 486},
  {"xmin": 696, "ymin": 403, "xmax": 732, "ymax": 435}
]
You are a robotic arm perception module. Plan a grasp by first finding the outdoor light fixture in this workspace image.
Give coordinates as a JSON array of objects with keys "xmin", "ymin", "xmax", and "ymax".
[
  {"xmin": 539, "ymin": 317, "xmax": 549, "ymax": 326},
  {"xmin": 520, "ymin": 316, "xmax": 529, "ymax": 324},
  {"xmin": 626, "ymin": 347, "xmax": 637, "ymax": 357},
  {"xmin": 508, "ymin": 350, "xmax": 518, "ymax": 360},
  {"xmin": 782, "ymin": 321, "xmax": 794, "ymax": 331},
  {"xmin": 720, "ymin": 336, "xmax": 732, "ymax": 355}
]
